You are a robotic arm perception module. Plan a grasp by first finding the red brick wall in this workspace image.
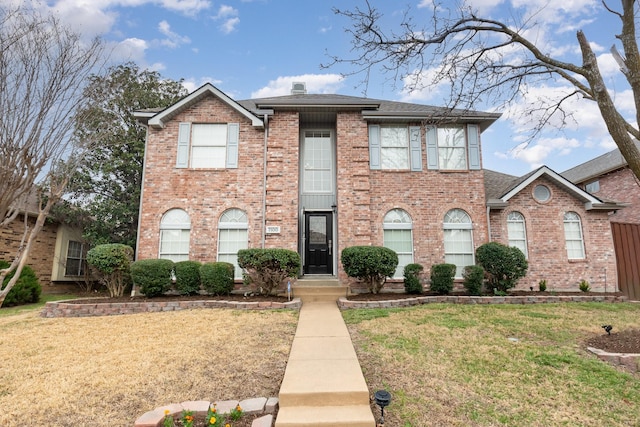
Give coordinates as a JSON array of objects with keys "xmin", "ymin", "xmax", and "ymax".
[
  {"xmin": 591, "ymin": 168, "xmax": 640, "ymax": 224},
  {"xmin": 489, "ymin": 176, "xmax": 618, "ymax": 292},
  {"xmin": 336, "ymin": 112, "xmax": 489, "ymax": 287},
  {"xmin": 137, "ymin": 94, "xmax": 267, "ymax": 261},
  {"xmin": 0, "ymin": 217, "xmax": 58, "ymax": 287}
]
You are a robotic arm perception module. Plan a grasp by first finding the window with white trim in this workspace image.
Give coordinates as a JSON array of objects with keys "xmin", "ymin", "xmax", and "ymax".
[
  {"xmin": 563, "ymin": 211, "xmax": 585, "ymax": 259},
  {"xmin": 443, "ymin": 209, "xmax": 474, "ymax": 278},
  {"xmin": 368, "ymin": 125, "xmax": 422, "ymax": 171},
  {"xmin": 426, "ymin": 124, "xmax": 481, "ymax": 170},
  {"xmin": 507, "ymin": 211, "xmax": 528, "ymax": 258},
  {"xmin": 159, "ymin": 208, "xmax": 191, "ymax": 262},
  {"xmin": 383, "ymin": 209, "xmax": 414, "ymax": 279},
  {"xmin": 585, "ymin": 180, "xmax": 600, "ymax": 193},
  {"xmin": 218, "ymin": 208, "xmax": 249, "ymax": 279},
  {"xmin": 176, "ymin": 122, "xmax": 239, "ymax": 169},
  {"xmin": 65, "ymin": 240, "xmax": 87, "ymax": 277},
  {"xmin": 303, "ymin": 131, "xmax": 332, "ymax": 193}
]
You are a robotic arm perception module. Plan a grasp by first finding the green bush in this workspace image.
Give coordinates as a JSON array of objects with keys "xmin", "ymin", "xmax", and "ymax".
[
  {"xmin": 430, "ymin": 263, "xmax": 456, "ymax": 295},
  {"xmin": 86, "ymin": 244, "xmax": 134, "ymax": 297},
  {"xmin": 538, "ymin": 279, "xmax": 547, "ymax": 292},
  {"xmin": 237, "ymin": 248, "xmax": 300, "ymax": 295},
  {"xmin": 200, "ymin": 262, "xmax": 234, "ymax": 295},
  {"xmin": 579, "ymin": 279, "xmax": 591, "ymax": 292},
  {"xmin": 0, "ymin": 261, "xmax": 41, "ymax": 306},
  {"xmin": 462, "ymin": 265, "xmax": 484, "ymax": 296},
  {"xmin": 174, "ymin": 260, "xmax": 201, "ymax": 295},
  {"xmin": 130, "ymin": 258, "xmax": 174, "ymax": 297},
  {"xmin": 403, "ymin": 263, "xmax": 424, "ymax": 294},
  {"xmin": 475, "ymin": 242, "xmax": 528, "ymax": 293},
  {"xmin": 341, "ymin": 246, "xmax": 398, "ymax": 294}
]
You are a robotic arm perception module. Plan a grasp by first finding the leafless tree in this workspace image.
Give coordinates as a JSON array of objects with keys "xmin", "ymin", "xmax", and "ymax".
[
  {"xmin": 0, "ymin": 5, "xmax": 107, "ymax": 306},
  {"xmin": 327, "ymin": 0, "xmax": 640, "ymax": 181}
]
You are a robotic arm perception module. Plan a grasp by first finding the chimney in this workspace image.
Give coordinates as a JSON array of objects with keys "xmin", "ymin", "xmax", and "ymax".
[{"xmin": 291, "ymin": 82, "xmax": 306, "ymax": 95}]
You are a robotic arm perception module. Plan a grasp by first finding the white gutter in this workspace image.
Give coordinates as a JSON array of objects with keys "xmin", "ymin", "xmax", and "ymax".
[
  {"xmin": 132, "ymin": 124, "xmax": 149, "ymax": 296},
  {"xmin": 260, "ymin": 112, "xmax": 270, "ymax": 248}
]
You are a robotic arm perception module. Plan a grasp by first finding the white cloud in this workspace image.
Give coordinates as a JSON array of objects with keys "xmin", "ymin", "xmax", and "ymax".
[
  {"xmin": 251, "ymin": 74, "xmax": 345, "ymax": 98},
  {"xmin": 182, "ymin": 76, "xmax": 223, "ymax": 93},
  {"xmin": 213, "ymin": 4, "xmax": 239, "ymax": 34},
  {"xmin": 504, "ymin": 136, "xmax": 581, "ymax": 169},
  {"xmin": 157, "ymin": 0, "xmax": 211, "ymax": 16},
  {"xmin": 157, "ymin": 20, "xmax": 191, "ymax": 48},
  {"xmin": 111, "ymin": 37, "xmax": 148, "ymax": 62}
]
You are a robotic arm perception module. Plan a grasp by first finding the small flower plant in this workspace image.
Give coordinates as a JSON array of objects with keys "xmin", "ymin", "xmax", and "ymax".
[
  {"xmin": 206, "ymin": 403, "xmax": 243, "ymax": 426},
  {"xmin": 162, "ymin": 403, "xmax": 243, "ymax": 426}
]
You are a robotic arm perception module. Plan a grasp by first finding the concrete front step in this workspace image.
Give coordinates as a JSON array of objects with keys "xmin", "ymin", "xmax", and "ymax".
[
  {"xmin": 292, "ymin": 286, "xmax": 349, "ymax": 302},
  {"xmin": 275, "ymin": 405, "xmax": 375, "ymax": 427}
]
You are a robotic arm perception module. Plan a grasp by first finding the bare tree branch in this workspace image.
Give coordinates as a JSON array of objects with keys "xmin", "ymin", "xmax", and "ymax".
[
  {"xmin": 326, "ymin": 0, "xmax": 640, "ymax": 181},
  {"xmin": 0, "ymin": 4, "xmax": 108, "ymax": 306}
]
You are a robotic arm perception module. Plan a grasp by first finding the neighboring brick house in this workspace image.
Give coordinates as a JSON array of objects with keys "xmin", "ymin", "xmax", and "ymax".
[
  {"xmin": 134, "ymin": 83, "xmax": 622, "ymax": 292},
  {"xmin": 1, "ymin": 193, "xmax": 89, "ymax": 291},
  {"xmin": 561, "ymin": 142, "xmax": 640, "ymax": 224}
]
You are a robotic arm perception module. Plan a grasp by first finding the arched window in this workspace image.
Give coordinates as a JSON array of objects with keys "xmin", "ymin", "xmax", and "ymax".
[
  {"xmin": 563, "ymin": 212, "xmax": 585, "ymax": 259},
  {"xmin": 218, "ymin": 209, "xmax": 249, "ymax": 279},
  {"xmin": 507, "ymin": 211, "xmax": 528, "ymax": 258},
  {"xmin": 443, "ymin": 209, "xmax": 474, "ymax": 278},
  {"xmin": 383, "ymin": 209, "xmax": 414, "ymax": 278},
  {"xmin": 159, "ymin": 208, "xmax": 191, "ymax": 262}
]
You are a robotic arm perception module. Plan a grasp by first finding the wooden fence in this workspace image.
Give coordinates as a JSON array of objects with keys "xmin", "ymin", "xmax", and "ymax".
[{"xmin": 611, "ymin": 222, "xmax": 640, "ymax": 301}]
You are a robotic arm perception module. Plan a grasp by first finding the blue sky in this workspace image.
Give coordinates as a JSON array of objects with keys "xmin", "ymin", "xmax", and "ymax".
[{"xmin": 11, "ymin": 0, "xmax": 631, "ymax": 176}]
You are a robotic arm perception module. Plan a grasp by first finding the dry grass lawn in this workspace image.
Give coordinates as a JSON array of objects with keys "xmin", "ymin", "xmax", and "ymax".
[{"xmin": 0, "ymin": 308, "xmax": 297, "ymax": 427}]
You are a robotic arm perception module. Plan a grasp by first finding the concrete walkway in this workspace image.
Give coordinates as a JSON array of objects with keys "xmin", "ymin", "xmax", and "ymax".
[{"xmin": 275, "ymin": 294, "xmax": 376, "ymax": 426}]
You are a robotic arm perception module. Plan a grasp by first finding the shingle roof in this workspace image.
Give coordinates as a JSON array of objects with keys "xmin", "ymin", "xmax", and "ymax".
[{"xmin": 561, "ymin": 141, "xmax": 640, "ymax": 183}]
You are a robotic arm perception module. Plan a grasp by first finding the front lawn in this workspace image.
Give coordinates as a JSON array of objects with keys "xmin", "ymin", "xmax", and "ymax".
[{"xmin": 345, "ymin": 302, "xmax": 640, "ymax": 427}]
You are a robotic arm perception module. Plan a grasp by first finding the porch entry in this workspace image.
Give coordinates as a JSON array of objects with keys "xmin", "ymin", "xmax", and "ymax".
[{"xmin": 304, "ymin": 212, "xmax": 333, "ymax": 275}]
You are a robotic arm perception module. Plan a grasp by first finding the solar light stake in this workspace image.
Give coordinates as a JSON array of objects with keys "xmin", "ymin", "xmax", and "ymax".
[{"xmin": 374, "ymin": 389, "xmax": 391, "ymax": 425}]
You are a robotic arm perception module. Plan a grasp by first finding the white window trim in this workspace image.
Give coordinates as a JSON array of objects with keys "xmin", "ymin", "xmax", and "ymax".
[
  {"xmin": 563, "ymin": 211, "xmax": 586, "ymax": 260},
  {"xmin": 443, "ymin": 209, "xmax": 475, "ymax": 278},
  {"xmin": 159, "ymin": 208, "xmax": 191, "ymax": 262},
  {"xmin": 507, "ymin": 211, "xmax": 528, "ymax": 259},
  {"xmin": 217, "ymin": 209, "xmax": 249, "ymax": 279},
  {"xmin": 176, "ymin": 122, "xmax": 239, "ymax": 169},
  {"xmin": 383, "ymin": 209, "xmax": 414, "ymax": 279}
]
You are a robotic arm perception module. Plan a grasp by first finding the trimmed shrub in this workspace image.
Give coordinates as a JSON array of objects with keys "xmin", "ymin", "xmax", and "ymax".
[
  {"xmin": 430, "ymin": 263, "xmax": 456, "ymax": 295},
  {"xmin": 341, "ymin": 246, "xmax": 398, "ymax": 294},
  {"xmin": 86, "ymin": 244, "xmax": 134, "ymax": 297},
  {"xmin": 201, "ymin": 262, "xmax": 234, "ymax": 295},
  {"xmin": 538, "ymin": 279, "xmax": 547, "ymax": 292},
  {"xmin": 579, "ymin": 279, "xmax": 591, "ymax": 292},
  {"xmin": 174, "ymin": 260, "xmax": 202, "ymax": 295},
  {"xmin": 463, "ymin": 265, "xmax": 484, "ymax": 296},
  {"xmin": 403, "ymin": 263, "xmax": 424, "ymax": 294},
  {"xmin": 0, "ymin": 261, "xmax": 41, "ymax": 306},
  {"xmin": 237, "ymin": 248, "xmax": 300, "ymax": 295},
  {"xmin": 130, "ymin": 258, "xmax": 174, "ymax": 297},
  {"xmin": 476, "ymin": 242, "xmax": 528, "ymax": 293}
]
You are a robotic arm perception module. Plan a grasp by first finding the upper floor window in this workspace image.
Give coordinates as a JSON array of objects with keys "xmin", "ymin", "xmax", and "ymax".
[
  {"xmin": 159, "ymin": 208, "xmax": 190, "ymax": 262},
  {"xmin": 369, "ymin": 125, "xmax": 422, "ymax": 171},
  {"xmin": 218, "ymin": 208, "xmax": 249, "ymax": 279},
  {"xmin": 303, "ymin": 131, "xmax": 332, "ymax": 193},
  {"xmin": 507, "ymin": 211, "xmax": 528, "ymax": 258},
  {"xmin": 383, "ymin": 209, "xmax": 414, "ymax": 279},
  {"xmin": 563, "ymin": 211, "xmax": 585, "ymax": 259},
  {"xmin": 585, "ymin": 180, "xmax": 600, "ymax": 193},
  {"xmin": 426, "ymin": 124, "xmax": 481, "ymax": 171},
  {"xmin": 65, "ymin": 241, "xmax": 87, "ymax": 277},
  {"xmin": 443, "ymin": 209, "xmax": 474, "ymax": 278},
  {"xmin": 176, "ymin": 122, "xmax": 239, "ymax": 169}
]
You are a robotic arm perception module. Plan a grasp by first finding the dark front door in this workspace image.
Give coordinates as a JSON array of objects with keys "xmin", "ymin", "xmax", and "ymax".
[{"xmin": 304, "ymin": 212, "xmax": 333, "ymax": 274}]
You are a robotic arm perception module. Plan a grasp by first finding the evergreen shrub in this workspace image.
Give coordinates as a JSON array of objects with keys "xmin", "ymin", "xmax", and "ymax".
[
  {"xmin": 0, "ymin": 261, "xmax": 41, "ymax": 306},
  {"xmin": 430, "ymin": 263, "xmax": 456, "ymax": 295},
  {"xmin": 174, "ymin": 260, "xmax": 202, "ymax": 295},
  {"xmin": 476, "ymin": 242, "xmax": 528, "ymax": 293},
  {"xmin": 462, "ymin": 265, "xmax": 484, "ymax": 296},
  {"xmin": 130, "ymin": 258, "xmax": 174, "ymax": 297},
  {"xmin": 341, "ymin": 246, "xmax": 398, "ymax": 294},
  {"xmin": 403, "ymin": 263, "xmax": 424, "ymax": 294},
  {"xmin": 237, "ymin": 248, "xmax": 300, "ymax": 295},
  {"xmin": 200, "ymin": 262, "xmax": 234, "ymax": 295},
  {"xmin": 86, "ymin": 243, "xmax": 134, "ymax": 297}
]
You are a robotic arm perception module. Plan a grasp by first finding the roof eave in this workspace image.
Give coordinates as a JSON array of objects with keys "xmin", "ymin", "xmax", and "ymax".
[{"xmin": 148, "ymin": 83, "xmax": 264, "ymax": 129}]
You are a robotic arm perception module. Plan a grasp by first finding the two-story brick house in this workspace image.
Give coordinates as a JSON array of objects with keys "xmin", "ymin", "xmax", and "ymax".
[{"xmin": 134, "ymin": 83, "xmax": 621, "ymax": 292}]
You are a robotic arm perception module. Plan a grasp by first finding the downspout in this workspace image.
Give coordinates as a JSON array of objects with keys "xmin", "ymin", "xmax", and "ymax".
[
  {"xmin": 261, "ymin": 113, "xmax": 269, "ymax": 248},
  {"xmin": 486, "ymin": 206, "xmax": 492, "ymax": 242}
]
